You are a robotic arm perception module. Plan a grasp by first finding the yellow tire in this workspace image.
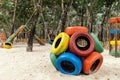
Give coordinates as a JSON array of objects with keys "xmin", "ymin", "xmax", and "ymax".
[
  {"xmin": 117, "ymin": 41, "xmax": 120, "ymax": 46},
  {"xmin": 110, "ymin": 40, "xmax": 115, "ymax": 46},
  {"xmin": 3, "ymin": 42, "xmax": 12, "ymax": 49},
  {"xmin": 51, "ymin": 32, "xmax": 70, "ymax": 55},
  {"xmin": 110, "ymin": 40, "xmax": 120, "ymax": 46}
]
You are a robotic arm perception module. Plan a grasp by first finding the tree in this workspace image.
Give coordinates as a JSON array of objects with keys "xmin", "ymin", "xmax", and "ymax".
[
  {"xmin": 10, "ymin": 0, "xmax": 18, "ymax": 35},
  {"xmin": 61, "ymin": 0, "xmax": 73, "ymax": 31},
  {"xmin": 99, "ymin": 0, "xmax": 117, "ymax": 41},
  {"xmin": 26, "ymin": 0, "xmax": 42, "ymax": 52},
  {"xmin": 1, "ymin": 0, "xmax": 120, "ymax": 46}
]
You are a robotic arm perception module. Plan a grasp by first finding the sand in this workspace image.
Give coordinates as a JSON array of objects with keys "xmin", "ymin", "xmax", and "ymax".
[{"xmin": 0, "ymin": 43, "xmax": 120, "ymax": 80}]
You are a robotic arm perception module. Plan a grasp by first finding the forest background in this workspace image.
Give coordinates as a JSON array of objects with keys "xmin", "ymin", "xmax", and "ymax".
[{"xmin": 0, "ymin": 0, "xmax": 120, "ymax": 50}]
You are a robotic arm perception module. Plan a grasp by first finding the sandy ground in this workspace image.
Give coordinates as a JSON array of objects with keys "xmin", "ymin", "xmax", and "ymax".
[{"xmin": 0, "ymin": 43, "xmax": 120, "ymax": 80}]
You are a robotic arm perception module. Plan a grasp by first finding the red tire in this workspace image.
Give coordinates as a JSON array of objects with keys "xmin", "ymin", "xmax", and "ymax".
[
  {"xmin": 83, "ymin": 52, "xmax": 103, "ymax": 74},
  {"xmin": 117, "ymin": 17, "xmax": 120, "ymax": 23},
  {"xmin": 65, "ymin": 26, "xmax": 88, "ymax": 36},
  {"xmin": 69, "ymin": 32, "xmax": 95, "ymax": 57}
]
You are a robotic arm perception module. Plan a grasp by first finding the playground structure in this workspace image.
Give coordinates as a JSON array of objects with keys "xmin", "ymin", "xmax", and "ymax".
[
  {"xmin": 50, "ymin": 26, "xmax": 104, "ymax": 75},
  {"xmin": 2, "ymin": 25, "xmax": 45, "ymax": 49},
  {"xmin": 0, "ymin": 31, "xmax": 7, "ymax": 43},
  {"xmin": 109, "ymin": 17, "xmax": 120, "ymax": 57}
]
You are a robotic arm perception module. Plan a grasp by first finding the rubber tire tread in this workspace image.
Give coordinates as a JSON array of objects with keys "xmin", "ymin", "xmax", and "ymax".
[
  {"xmin": 90, "ymin": 33, "xmax": 104, "ymax": 53},
  {"xmin": 83, "ymin": 52, "xmax": 103, "ymax": 74},
  {"xmin": 69, "ymin": 32, "xmax": 95, "ymax": 57},
  {"xmin": 51, "ymin": 32, "xmax": 70, "ymax": 55},
  {"xmin": 3, "ymin": 42, "xmax": 12, "ymax": 49},
  {"xmin": 65, "ymin": 26, "xmax": 88, "ymax": 36},
  {"xmin": 110, "ymin": 51, "xmax": 120, "ymax": 57},
  {"xmin": 50, "ymin": 52, "xmax": 57, "ymax": 69},
  {"xmin": 56, "ymin": 52, "xmax": 82, "ymax": 75}
]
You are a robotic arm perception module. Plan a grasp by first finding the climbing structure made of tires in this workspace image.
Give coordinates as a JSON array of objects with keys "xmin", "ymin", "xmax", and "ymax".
[{"xmin": 50, "ymin": 26, "xmax": 104, "ymax": 75}]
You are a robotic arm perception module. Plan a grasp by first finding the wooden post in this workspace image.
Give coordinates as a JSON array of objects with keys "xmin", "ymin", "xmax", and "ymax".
[
  {"xmin": 115, "ymin": 18, "xmax": 118, "ymax": 57},
  {"xmin": 109, "ymin": 23, "xmax": 112, "ymax": 53}
]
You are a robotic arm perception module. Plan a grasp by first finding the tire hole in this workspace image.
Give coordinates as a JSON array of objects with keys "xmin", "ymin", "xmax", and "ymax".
[
  {"xmin": 90, "ymin": 59, "xmax": 100, "ymax": 71},
  {"xmin": 76, "ymin": 36, "xmax": 90, "ymax": 50},
  {"xmin": 61, "ymin": 60, "xmax": 75, "ymax": 73},
  {"xmin": 55, "ymin": 38, "xmax": 61, "ymax": 48},
  {"xmin": 5, "ymin": 43, "xmax": 11, "ymax": 46}
]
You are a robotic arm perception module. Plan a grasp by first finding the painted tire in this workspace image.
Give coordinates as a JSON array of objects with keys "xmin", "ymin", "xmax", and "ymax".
[
  {"xmin": 3, "ymin": 42, "xmax": 12, "ymax": 49},
  {"xmin": 117, "ymin": 41, "xmax": 120, "ymax": 46},
  {"xmin": 110, "ymin": 30, "xmax": 115, "ymax": 35},
  {"xmin": 118, "ymin": 29, "xmax": 120, "ymax": 34},
  {"xmin": 110, "ymin": 40, "xmax": 115, "ymax": 45},
  {"xmin": 48, "ymin": 40, "xmax": 53, "ymax": 45},
  {"xmin": 69, "ymin": 32, "xmax": 95, "ymax": 57},
  {"xmin": 109, "ymin": 17, "xmax": 117, "ymax": 23},
  {"xmin": 56, "ymin": 52, "xmax": 82, "ymax": 75},
  {"xmin": 65, "ymin": 26, "xmax": 88, "ymax": 36},
  {"xmin": 51, "ymin": 32, "xmax": 70, "ymax": 55},
  {"xmin": 83, "ymin": 52, "xmax": 103, "ymax": 74},
  {"xmin": 90, "ymin": 33, "xmax": 104, "ymax": 53},
  {"xmin": 110, "ymin": 51, "xmax": 120, "ymax": 57},
  {"xmin": 50, "ymin": 52, "xmax": 57, "ymax": 69},
  {"xmin": 109, "ymin": 17, "xmax": 120, "ymax": 23},
  {"xmin": 118, "ymin": 17, "xmax": 120, "ymax": 23}
]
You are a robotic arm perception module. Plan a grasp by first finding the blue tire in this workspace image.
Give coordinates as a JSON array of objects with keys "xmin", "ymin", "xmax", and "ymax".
[
  {"xmin": 48, "ymin": 40, "xmax": 53, "ymax": 45},
  {"xmin": 56, "ymin": 52, "xmax": 82, "ymax": 75},
  {"xmin": 110, "ymin": 29, "xmax": 115, "ymax": 35},
  {"xmin": 118, "ymin": 29, "xmax": 120, "ymax": 34}
]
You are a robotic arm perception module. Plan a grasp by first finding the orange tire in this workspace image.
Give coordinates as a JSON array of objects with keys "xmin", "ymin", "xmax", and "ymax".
[
  {"xmin": 83, "ymin": 52, "xmax": 103, "ymax": 74},
  {"xmin": 109, "ymin": 17, "xmax": 117, "ymax": 23},
  {"xmin": 65, "ymin": 26, "xmax": 88, "ymax": 35},
  {"xmin": 109, "ymin": 17, "xmax": 120, "ymax": 23}
]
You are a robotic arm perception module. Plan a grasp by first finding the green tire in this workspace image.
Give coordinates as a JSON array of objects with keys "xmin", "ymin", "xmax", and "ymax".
[
  {"xmin": 90, "ymin": 33, "xmax": 104, "ymax": 53},
  {"xmin": 110, "ymin": 51, "xmax": 120, "ymax": 57},
  {"xmin": 50, "ymin": 52, "xmax": 57, "ymax": 69}
]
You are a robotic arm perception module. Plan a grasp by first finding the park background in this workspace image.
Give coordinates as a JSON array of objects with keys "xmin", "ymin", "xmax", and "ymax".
[
  {"xmin": 0, "ymin": 0, "xmax": 119, "ymax": 49},
  {"xmin": 0, "ymin": 0, "xmax": 120, "ymax": 80}
]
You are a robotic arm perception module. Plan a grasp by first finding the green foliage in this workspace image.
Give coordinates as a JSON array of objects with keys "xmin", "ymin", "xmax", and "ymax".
[
  {"xmin": 16, "ymin": 0, "xmax": 34, "ymax": 25},
  {"xmin": 105, "ymin": 0, "xmax": 115, "ymax": 7},
  {"xmin": 0, "ymin": 0, "xmax": 120, "ymax": 40}
]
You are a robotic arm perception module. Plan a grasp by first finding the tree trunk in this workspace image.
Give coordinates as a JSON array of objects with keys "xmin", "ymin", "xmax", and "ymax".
[
  {"xmin": 99, "ymin": 5, "xmax": 112, "ymax": 41},
  {"xmin": 10, "ymin": 0, "xmax": 18, "ymax": 35},
  {"xmin": 98, "ymin": 1, "xmax": 117, "ymax": 41},
  {"xmin": 61, "ymin": 9, "xmax": 67, "ymax": 31},
  {"xmin": 27, "ymin": 1, "xmax": 41, "ymax": 52},
  {"xmin": 81, "ymin": 10, "xmax": 84, "ymax": 26},
  {"xmin": 80, "ymin": 1, "xmax": 86, "ymax": 26},
  {"xmin": 40, "ymin": 12, "xmax": 46, "ymax": 39},
  {"xmin": 85, "ymin": 0, "xmax": 94, "ymax": 32},
  {"xmin": 61, "ymin": 0, "xmax": 73, "ymax": 32}
]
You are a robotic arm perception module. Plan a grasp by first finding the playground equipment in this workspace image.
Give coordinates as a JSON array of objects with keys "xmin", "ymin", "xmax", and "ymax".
[
  {"xmin": 3, "ymin": 25, "xmax": 45, "ymax": 49},
  {"xmin": 50, "ymin": 26, "xmax": 104, "ymax": 75},
  {"xmin": 0, "ymin": 31, "xmax": 7, "ymax": 48},
  {"xmin": 2, "ymin": 25, "xmax": 25, "ymax": 49},
  {"xmin": 1, "ymin": 9, "xmax": 45, "ymax": 49},
  {"xmin": 0, "ymin": 31, "xmax": 7, "ymax": 43},
  {"xmin": 109, "ymin": 17, "xmax": 120, "ymax": 57}
]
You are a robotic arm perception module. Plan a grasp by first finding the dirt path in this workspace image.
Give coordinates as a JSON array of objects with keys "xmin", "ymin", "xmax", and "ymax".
[{"xmin": 0, "ymin": 43, "xmax": 120, "ymax": 80}]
